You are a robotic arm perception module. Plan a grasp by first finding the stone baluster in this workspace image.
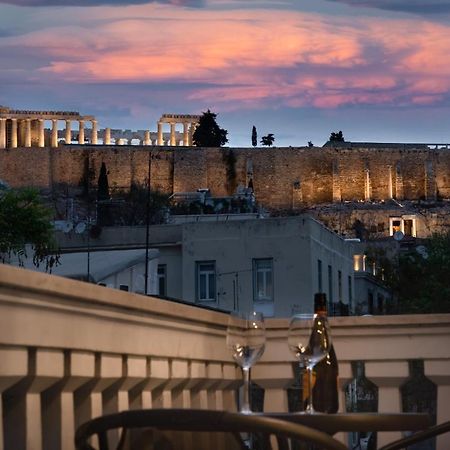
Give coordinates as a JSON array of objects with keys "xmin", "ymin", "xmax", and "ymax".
[
  {"xmin": 91, "ymin": 120, "xmax": 98, "ymax": 145},
  {"xmin": 0, "ymin": 118, "xmax": 5, "ymax": 148},
  {"xmin": 366, "ymin": 361, "xmax": 409, "ymax": 448},
  {"xmin": 51, "ymin": 120, "xmax": 58, "ymax": 148},
  {"xmin": 170, "ymin": 123, "xmax": 176, "ymax": 146},
  {"xmin": 25, "ymin": 119, "xmax": 31, "ymax": 148},
  {"xmin": 144, "ymin": 130, "xmax": 150, "ymax": 146},
  {"xmin": 183, "ymin": 122, "xmax": 189, "ymax": 146},
  {"xmin": 104, "ymin": 128, "xmax": 111, "ymax": 145},
  {"xmin": 38, "ymin": 119, "xmax": 45, "ymax": 148},
  {"xmin": 41, "ymin": 351, "xmax": 94, "ymax": 450},
  {"xmin": 65, "ymin": 120, "xmax": 71, "ymax": 144},
  {"xmin": 2, "ymin": 348, "xmax": 63, "ymax": 450},
  {"xmin": 78, "ymin": 120, "xmax": 85, "ymax": 145},
  {"xmin": 157, "ymin": 122, "xmax": 163, "ymax": 146},
  {"xmin": 11, "ymin": 118, "xmax": 18, "ymax": 148}
]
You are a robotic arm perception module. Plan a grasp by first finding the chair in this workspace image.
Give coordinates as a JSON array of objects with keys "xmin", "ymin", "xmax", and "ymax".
[
  {"xmin": 378, "ymin": 420, "xmax": 450, "ymax": 450},
  {"xmin": 75, "ymin": 408, "xmax": 348, "ymax": 450}
]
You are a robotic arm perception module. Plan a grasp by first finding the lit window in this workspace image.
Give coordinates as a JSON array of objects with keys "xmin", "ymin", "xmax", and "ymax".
[
  {"xmin": 196, "ymin": 261, "xmax": 216, "ymax": 302},
  {"xmin": 158, "ymin": 264, "xmax": 167, "ymax": 297},
  {"xmin": 253, "ymin": 259, "xmax": 273, "ymax": 302}
]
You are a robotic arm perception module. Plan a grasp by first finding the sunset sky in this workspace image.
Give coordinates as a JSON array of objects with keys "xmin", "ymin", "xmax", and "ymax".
[{"xmin": 1, "ymin": 0, "xmax": 450, "ymax": 146}]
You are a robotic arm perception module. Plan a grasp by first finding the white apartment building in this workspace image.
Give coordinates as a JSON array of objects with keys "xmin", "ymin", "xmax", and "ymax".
[{"xmin": 157, "ymin": 215, "xmax": 355, "ymax": 317}]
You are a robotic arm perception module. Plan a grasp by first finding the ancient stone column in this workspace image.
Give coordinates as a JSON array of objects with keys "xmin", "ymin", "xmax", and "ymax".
[
  {"xmin": 189, "ymin": 123, "xmax": 196, "ymax": 146},
  {"xmin": 0, "ymin": 118, "xmax": 5, "ymax": 148},
  {"xmin": 78, "ymin": 120, "xmax": 85, "ymax": 145},
  {"xmin": 25, "ymin": 119, "xmax": 32, "ymax": 148},
  {"xmin": 38, "ymin": 119, "xmax": 45, "ymax": 147},
  {"xmin": 157, "ymin": 122, "xmax": 163, "ymax": 145},
  {"xmin": 65, "ymin": 120, "xmax": 72, "ymax": 144},
  {"xmin": 91, "ymin": 120, "xmax": 98, "ymax": 145},
  {"xmin": 144, "ymin": 130, "xmax": 150, "ymax": 145},
  {"xmin": 104, "ymin": 127, "xmax": 111, "ymax": 145},
  {"xmin": 51, "ymin": 119, "xmax": 58, "ymax": 148},
  {"xmin": 183, "ymin": 122, "xmax": 189, "ymax": 146},
  {"xmin": 11, "ymin": 119, "xmax": 18, "ymax": 148},
  {"xmin": 170, "ymin": 123, "xmax": 176, "ymax": 146}
]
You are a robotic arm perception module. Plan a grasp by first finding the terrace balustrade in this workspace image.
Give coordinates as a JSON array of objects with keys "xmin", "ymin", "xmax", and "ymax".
[{"xmin": 0, "ymin": 264, "xmax": 449, "ymax": 450}]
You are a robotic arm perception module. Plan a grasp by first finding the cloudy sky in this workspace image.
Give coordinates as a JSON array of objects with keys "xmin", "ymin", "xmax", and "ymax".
[{"xmin": 1, "ymin": 0, "xmax": 450, "ymax": 146}]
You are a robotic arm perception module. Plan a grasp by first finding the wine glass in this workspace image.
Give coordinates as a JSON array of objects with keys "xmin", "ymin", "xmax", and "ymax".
[
  {"xmin": 288, "ymin": 313, "xmax": 331, "ymax": 414},
  {"xmin": 226, "ymin": 311, "xmax": 266, "ymax": 414}
]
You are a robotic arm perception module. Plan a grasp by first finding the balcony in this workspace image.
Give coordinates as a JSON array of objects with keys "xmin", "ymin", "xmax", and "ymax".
[{"xmin": 0, "ymin": 264, "xmax": 449, "ymax": 450}]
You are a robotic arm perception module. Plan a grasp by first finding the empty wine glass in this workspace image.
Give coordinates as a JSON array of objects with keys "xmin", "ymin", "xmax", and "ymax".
[
  {"xmin": 227, "ymin": 311, "xmax": 266, "ymax": 414},
  {"xmin": 288, "ymin": 313, "xmax": 331, "ymax": 414}
]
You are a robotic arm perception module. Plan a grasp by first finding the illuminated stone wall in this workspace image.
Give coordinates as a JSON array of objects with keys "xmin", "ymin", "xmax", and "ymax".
[{"xmin": 0, "ymin": 145, "xmax": 449, "ymax": 207}]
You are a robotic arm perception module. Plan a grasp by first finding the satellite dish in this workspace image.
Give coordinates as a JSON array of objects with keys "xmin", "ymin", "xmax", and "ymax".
[
  {"xmin": 416, "ymin": 245, "xmax": 429, "ymax": 259},
  {"xmin": 63, "ymin": 221, "xmax": 73, "ymax": 233},
  {"xmin": 75, "ymin": 222, "xmax": 87, "ymax": 234},
  {"xmin": 393, "ymin": 231, "xmax": 404, "ymax": 241}
]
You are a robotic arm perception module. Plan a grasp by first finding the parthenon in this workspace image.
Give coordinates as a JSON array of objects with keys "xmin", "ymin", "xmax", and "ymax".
[
  {"xmin": 0, "ymin": 107, "xmax": 201, "ymax": 148},
  {"xmin": 0, "ymin": 106, "xmax": 96, "ymax": 148},
  {"xmin": 157, "ymin": 113, "xmax": 200, "ymax": 146}
]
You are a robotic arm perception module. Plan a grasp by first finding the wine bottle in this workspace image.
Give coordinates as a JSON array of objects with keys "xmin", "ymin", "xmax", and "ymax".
[{"xmin": 312, "ymin": 292, "xmax": 339, "ymax": 413}]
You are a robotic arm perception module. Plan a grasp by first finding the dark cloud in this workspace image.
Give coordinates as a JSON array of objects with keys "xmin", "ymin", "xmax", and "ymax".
[
  {"xmin": 328, "ymin": 0, "xmax": 450, "ymax": 14},
  {"xmin": 0, "ymin": 0, "xmax": 203, "ymax": 6}
]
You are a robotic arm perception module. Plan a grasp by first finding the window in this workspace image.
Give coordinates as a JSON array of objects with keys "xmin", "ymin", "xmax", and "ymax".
[
  {"xmin": 348, "ymin": 275, "xmax": 353, "ymax": 310},
  {"xmin": 317, "ymin": 259, "xmax": 323, "ymax": 292},
  {"xmin": 196, "ymin": 261, "xmax": 216, "ymax": 302},
  {"xmin": 338, "ymin": 270, "xmax": 342, "ymax": 303},
  {"xmin": 389, "ymin": 216, "xmax": 416, "ymax": 237},
  {"xmin": 328, "ymin": 265, "xmax": 333, "ymax": 304},
  {"xmin": 119, "ymin": 284, "xmax": 129, "ymax": 291},
  {"xmin": 157, "ymin": 264, "xmax": 167, "ymax": 297},
  {"xmin": 253, "ymin": 258, "xmax": 273, "ymax": 302}
]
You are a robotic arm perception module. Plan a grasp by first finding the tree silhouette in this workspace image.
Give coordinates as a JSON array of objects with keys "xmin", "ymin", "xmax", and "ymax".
[
  {"xmin": 261, "ymin": 133, "xmax": 275, "ymax": 147},
  {"xmin": 329, "ymin": 131, "xmax": 345, "ymax": 142},
  {"xmin": 252, "ymin": 126, "xmax": 257, "ymax": 147},
  {"xmin": 97, "ymin": 162, "xmax": 109, "ymax": 201},
  {"xmin": 193, "ymin": 109, "xmax": 228, "ymax": 147}
]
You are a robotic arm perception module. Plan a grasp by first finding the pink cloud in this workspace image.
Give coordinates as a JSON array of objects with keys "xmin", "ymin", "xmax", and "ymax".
[{"xmin": 3, "ymin": 4, "xmax": 450, "ymax": 110}]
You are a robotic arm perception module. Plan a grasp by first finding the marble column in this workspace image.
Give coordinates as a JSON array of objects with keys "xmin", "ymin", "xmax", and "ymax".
[
  {"xmin": 91, "ymin": 120, "xmax": 98, "ymax": 145},
  {"xmin": 144, "ymin": 130, "xmax": 150, "ymax": 145},
  {"xmin": 78, "ymin": 120, "xmax": 85, "ymax": 145},
  {"xmin": 0, "ymin": 118, "xmax": 5, "ymax": 148},
  {"xmin": 104, "ymin": 128, "xmax": 111, "ymax": 145},
  {"xmin": 170, "ymin": 122, "xmax": 176, "ymax": 146},
  {"xmin": 25, "ymin": 119, "xmax": 32, "ymax": 148},
  {"xmin": 51, "ymin": 119, "xmax": 58, "ymax": 148},
  {"xmin": 157, "ymin": 122, "xmax": 163, "ymax": 145},
  {"xmin": 38, "ymin": 119, "xmax": 45, "ymax": 147},
  {"xmin": 65, "ymin": 120, "xmax": 72, "ymax": 144},
  {"xmin": 11, "ymin": 119, "xmax": 18, "ymax": 148},
  {"xmin": 183, "ymin": 122, "xmax": 189, "ymax": 146}
]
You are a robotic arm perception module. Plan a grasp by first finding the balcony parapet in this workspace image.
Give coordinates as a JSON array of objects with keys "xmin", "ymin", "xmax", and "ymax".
[{"xmin": 0, "ymin": 264, "xmax": 449, "ymax": 450}]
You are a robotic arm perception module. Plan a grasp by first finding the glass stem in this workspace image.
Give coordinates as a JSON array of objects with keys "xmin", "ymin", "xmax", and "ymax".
[
  {"xmin": 306, "ymin": 367, "xmax": 315, "ymax": 414},
  {"xmin": 241, "ymin": 367, "xmax": 251, "ymax": 414}
]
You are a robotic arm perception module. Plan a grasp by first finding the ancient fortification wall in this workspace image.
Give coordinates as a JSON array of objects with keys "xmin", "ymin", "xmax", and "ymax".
[{"xmin": 0, "ymin": 145, "xmax": 449, "ymax": 208}]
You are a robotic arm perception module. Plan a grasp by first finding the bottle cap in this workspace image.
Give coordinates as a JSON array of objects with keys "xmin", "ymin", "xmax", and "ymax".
[{"xmin": 314, "ymin": 292, "xmax": 327, "ymax": 313}]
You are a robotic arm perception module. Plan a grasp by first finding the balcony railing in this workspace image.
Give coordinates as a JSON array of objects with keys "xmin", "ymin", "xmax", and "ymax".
[{"xmin": 0, "ymin": 264, "xmax": 449, "ymax": 450}]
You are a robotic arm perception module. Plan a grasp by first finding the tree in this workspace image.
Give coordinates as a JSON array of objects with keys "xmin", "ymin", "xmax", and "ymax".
[
  {"xmin": 97, "ymin": 162, "xmax": 111, "ymax": 226},
  {"xmin": 97, "ymin": 162, "xmax": 109, "ymax": 201},
  {"xmin": 329, "ymin": 131, "xmax": 344, "ymax": 142},
  {"xmin": 251, "ymin": 126, "xmax": 257, "ymax": 147},
  {"xmin": 193, "ymin": 109, "xmax": 228, "ymax": 147},
  {"xmin": 0, "ymin": 188, "xmax": 59, "ymax": 270},
  {"xmin": 260, "ymin": 133, "xmax": 275, "ymax": 147}
]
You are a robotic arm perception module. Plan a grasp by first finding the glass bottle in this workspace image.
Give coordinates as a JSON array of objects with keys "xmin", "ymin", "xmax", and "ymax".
[{"xmin": 312, "ymin": 292, "xmax": 339, "ymax": 413}]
